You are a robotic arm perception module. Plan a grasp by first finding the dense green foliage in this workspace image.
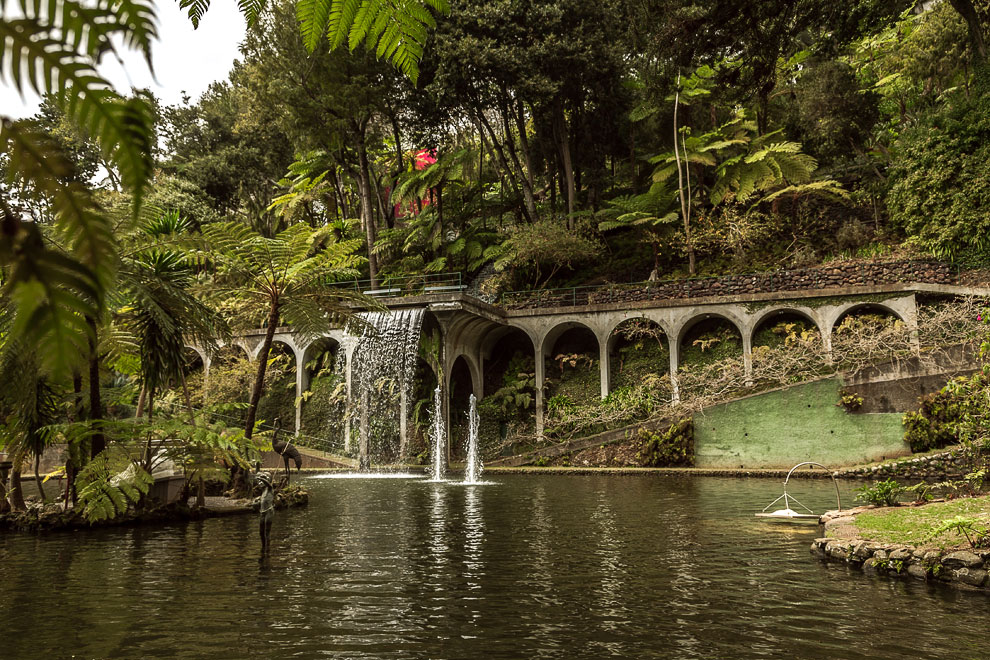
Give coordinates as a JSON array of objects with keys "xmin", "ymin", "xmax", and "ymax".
[
  {"xmin": 4, "ymin": 0, "xmax": 990, "ymax": 512},
  {"xmin": 904, "ymin": 366, "xmax": 990, "ymax": 452}
]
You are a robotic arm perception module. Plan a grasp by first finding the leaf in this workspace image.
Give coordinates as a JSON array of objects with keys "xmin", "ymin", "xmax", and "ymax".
[{"xmin": 177, "ymin": 0, "xmax": 211, "ymax": 28}]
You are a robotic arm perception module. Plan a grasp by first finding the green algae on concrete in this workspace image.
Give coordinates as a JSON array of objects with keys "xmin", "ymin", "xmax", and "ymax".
[{"xmin": 694, "ymin": 377, "xmax": 908, "ymax": 468}]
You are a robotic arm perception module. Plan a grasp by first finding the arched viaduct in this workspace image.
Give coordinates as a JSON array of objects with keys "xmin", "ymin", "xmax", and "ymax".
[{"xmin": 187, "ymin": 279, "xmax": 986, "ymax": 449}]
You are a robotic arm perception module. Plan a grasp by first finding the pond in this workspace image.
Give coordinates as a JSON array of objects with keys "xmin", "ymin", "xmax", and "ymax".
[{"xmin": 1, "ymin": 475, "xmax": 987, "ymax": 659}]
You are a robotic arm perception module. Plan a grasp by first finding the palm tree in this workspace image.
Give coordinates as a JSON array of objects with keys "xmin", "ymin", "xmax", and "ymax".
[
  {"xmin": 198, "ymin": 222, "xmax": 367, "ymax": 450},
  {"xmin": 117, "ymin": 211, "xmax": 226, "ymax": 423}
]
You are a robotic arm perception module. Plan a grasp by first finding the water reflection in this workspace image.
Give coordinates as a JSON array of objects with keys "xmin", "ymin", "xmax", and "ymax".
[{"xmin": 0, "ymin": 476, "xmax": 987, "ymax": 659}]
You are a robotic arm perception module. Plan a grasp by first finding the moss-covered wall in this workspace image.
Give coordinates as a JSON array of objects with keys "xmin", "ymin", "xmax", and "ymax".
[{"xmin": 694, "ymin": 377, "xmax": 909, "ymax": 468}]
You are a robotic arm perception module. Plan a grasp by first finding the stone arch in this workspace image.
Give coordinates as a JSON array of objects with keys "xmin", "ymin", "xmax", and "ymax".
[
  {"xmin": 543, "ymin": 322, "xmax": 601, "ymax": 407},
  {"xmin": 228, "ymin": 340, "xmax": 256, "ymax": 362},
  {"xmin": 448, "ymin": 354, "xmax": 477, "ymax": 460},
  {"xmin": 750, "ymin": 307, "xmax": 824, "ymax": 348},
  {"xmin": 182, "ymin": 346, "xmax": 208, "ymax": 408},
  {"xmin": 539, "ymin": 320, "xmax": 599, "ymax": 361},
  {"xmin": 447, "ymin": 351, "xmax": 482, "ymax": 400},
  {"xmin": 674, "ymin": 312, "xmax": 745, "ymax": 398},
  {"xmin": 674, "ymin": 311, "xmax": 746, "ymax": 350},
  {"xmin": 606, "ymin": 317, "xmax": 671, "ymax": 396},
  {"xmin": 297, "ymin": 336, "xmax": 346, "ymax": 448},
  {"xmin": 184, "ymin": 343, "xmax": 209, "ymax": 367},
  {"xmin": 749, "ymin": 308, "xmax": 829, "ymax": 385},
  {"xmin": 826, "ymin": 301, "xmax": 908, "ymax": 336},
  {"xmin": 828, "ymin": 301, "xmax": 915, "ymax": 367},
  {"xmin": 481, "ymin": 326, "xmax": 536, "ymax": 398},
  {"xmin": 257, "ymin": 341, "xmax": 298, "ymax": 434}
]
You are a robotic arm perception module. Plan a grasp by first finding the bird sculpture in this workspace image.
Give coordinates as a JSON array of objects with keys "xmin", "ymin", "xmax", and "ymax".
[{"xmin": 271, "ymin": 418, "xmax": 302, "ymax": 482}]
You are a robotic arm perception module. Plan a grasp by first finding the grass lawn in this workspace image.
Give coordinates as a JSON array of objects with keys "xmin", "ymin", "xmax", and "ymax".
[{"xmin": 852, "ymin": 495, "xmax": 990, "ymax": 548}]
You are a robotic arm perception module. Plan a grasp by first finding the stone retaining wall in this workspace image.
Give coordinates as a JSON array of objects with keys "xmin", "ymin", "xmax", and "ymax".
[
  {"xmin": 811, "ymin": 536, "xmax": 990, "ymax": 591},
  {"xmin": 504, "ymin": 259, "xmax": 954, "ymax": 309},
  {"xmin": 837, "ymin": 448, "xmax": 978, "ymax": 481}
]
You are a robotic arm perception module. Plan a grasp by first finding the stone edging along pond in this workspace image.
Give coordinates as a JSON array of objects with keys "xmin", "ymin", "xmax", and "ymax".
[{"xmin": 811, "ymin": 507, "xmax": 990, "ymax": 592}]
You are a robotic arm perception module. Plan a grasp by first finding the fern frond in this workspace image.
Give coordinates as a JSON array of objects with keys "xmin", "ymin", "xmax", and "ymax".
[
  {"xmin": 177, "ymin": 0, "xmax": 211, "ymax": 28},
  {"xmin": 0, "ymin": 12, "xmax": 155, "ymax": 208},
  {"xmin": 236, "ymin": 0, "xmax": 266, "ymax": 26}
]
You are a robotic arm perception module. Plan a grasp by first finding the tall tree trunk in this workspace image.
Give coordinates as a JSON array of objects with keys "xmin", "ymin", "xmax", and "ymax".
[
  {"xmin": 135, "ymin": 385, "xmax": 147, "ymax": 419},
  {"xmin": 473, "ymin": 114, "xmax": 528, "ymax": 221},
  {"xmin": 553, "ymin": 102, "xmax": 576, "ymax": 225},
  {"xmin": 672, "ymin": 75, "xmax": 696, "ymax": 275},
  {"xmin": 86, "ymin": 317, "xmax": 105, "ymax": 458},
  {"xmin": 332, "ymin": 169, "xmax": 349, "ymax": 220},
  {"xmin": 244, "ymin": 301, "xmax": 280, "ymax": 441},
  {"xmin": 8, "ymin": 467, "xmax": 25, "ymax": 511},
  {"xmin": 356, "ymin": 133, "xmax": 379, "ymax": 288},
  {"xmin": 234, "ymin": 300, "xmax": 280, "ymax": 497},
  {"xmin": 66, "ymin": 372, "xmax": 82, "ymax": 508},
  {"xmin": 498, "ymin": 97, "xmax": 539, "ymax": 221},
  {"xmin": 33, "ymin": 452, "xmax": 45, "ymax": 502}
]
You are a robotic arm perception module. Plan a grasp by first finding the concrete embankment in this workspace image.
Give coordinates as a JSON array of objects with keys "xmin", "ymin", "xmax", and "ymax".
[{"xmin": 812, "ymin": 501, "xmax": 990, "ymax": 592}]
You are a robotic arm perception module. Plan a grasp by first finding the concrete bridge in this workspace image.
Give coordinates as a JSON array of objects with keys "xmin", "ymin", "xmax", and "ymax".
[{"xmin": 186, "ymin": 262, "xmax": 988, "ymax": 450}]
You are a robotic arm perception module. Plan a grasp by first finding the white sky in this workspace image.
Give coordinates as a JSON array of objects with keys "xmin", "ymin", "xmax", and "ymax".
[{"xmin": 0, "ymin": 0, "xmax": 246, "ymax": 119}]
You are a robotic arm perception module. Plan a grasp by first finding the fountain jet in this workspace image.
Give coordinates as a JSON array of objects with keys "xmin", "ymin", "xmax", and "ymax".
[{"xmin": 463, "ymin": 394, "xmax": 483, "ymax": 484}]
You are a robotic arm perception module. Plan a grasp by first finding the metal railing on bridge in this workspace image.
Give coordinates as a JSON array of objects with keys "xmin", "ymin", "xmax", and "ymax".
[{"xmin": 332, "ymin": 272, "xmax": 464, "ymax": 298}]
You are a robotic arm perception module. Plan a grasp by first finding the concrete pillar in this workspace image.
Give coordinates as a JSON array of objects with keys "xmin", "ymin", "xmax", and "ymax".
[
  {"xmin": 822, "ymin": 329, "xmax": 834, "ymax": 365},
  {"xmin": 443, "ymin": 365, "xmax": 452, "ymax": 464},
  {"xmin": 742, "ymin": 332, "xmax": 754, "ymax": 387},
  {"xmin": 202, "ymin": 355, "xmax": 212, "ymax": 403},
  {"xmin": 669, "ymin": 337, "xmax": 680, "ymax": 404},
  {"xmin": 344, "ymin": 343, "xmax": 354, "ymax": 454},
  {"xmin": 534, "ymin": 340, "xmax": 545, "ymax": 438},
  {"xmin": 471, "ymin": 355, "xmax": 484, "ymax": 401},
  {"xmin": 598, "ymin": 339, "xmax": 610, "ymax": 399},
  {"xmin": 905, "ymin": 295, "xmax": 921, "ymax": 356},
  {"xmin": 294, "ymin": 349, "xmax": 309, "ymax": 437}
]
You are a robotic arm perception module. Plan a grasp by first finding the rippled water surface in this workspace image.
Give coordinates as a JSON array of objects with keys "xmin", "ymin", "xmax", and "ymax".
[{"xmin": 2, "ymin": 475, "xmax": 988, "ymax": 659}]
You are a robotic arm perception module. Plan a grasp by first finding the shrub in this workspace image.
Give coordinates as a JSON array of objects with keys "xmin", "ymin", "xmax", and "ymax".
[
  {"xmin": 636, "ymin": 418, "xmax": 693, "ymax": 467},
  {"xmin": 838, "ymin": 390, "xmax": 864, "ymax": 412},
  {"xmin": 903, "ymin": 368, "xmax": 990, "ymax": 453},
  {"xmin": 855, "ymin": 478, "xmax": 903, "ymax": 507}
]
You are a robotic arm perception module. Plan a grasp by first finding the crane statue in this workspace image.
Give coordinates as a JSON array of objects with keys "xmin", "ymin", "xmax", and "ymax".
[{"xmin": 271, "ymin": 418, "xmax": 302, "ymax": 483}]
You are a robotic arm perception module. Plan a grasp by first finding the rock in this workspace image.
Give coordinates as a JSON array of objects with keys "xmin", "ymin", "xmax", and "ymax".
[
  {"xmin": 863, "ymin": 558, "xmax": 880, "ymax": 575},
  {"xmin": 907, "ymin": 564, "xmax": 928, "ymax": 581},
  {"xmin": 942, "ymin": 551, "xmax": 983, "ymax": 570},
  {"xmin": 853, "ymin": 542, "xmax": 874, "ymax": 561},
  {"xmin": 953, "ymin": 568, "xmax": 988, "ymax": 587},
  {"xmin": 889, "ymin": 548, "xmax": 912, "ymax": 562},
  {"xmin": 827, "ymin": 542, "xmax": 849, "ymax": 561},
  {"xmin": 873, "ymin": 549, "xmax": 888, "ymax": 562}
]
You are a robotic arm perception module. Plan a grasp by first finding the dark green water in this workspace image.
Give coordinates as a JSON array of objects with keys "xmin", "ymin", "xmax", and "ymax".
[{"xmin": 1, "ymin": 475, "xmax": 987, "ymax": 659}]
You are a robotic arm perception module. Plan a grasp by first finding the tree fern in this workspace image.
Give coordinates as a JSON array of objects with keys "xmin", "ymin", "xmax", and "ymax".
[{"xmin": 229, "ymin": 0, "xmax": 449, "ymax": 83}]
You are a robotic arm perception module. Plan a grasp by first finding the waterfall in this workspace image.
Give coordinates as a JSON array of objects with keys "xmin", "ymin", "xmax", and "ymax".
[
  {"xmin": 463, "ymin": 394, "xmax": 482, "ymax": 484},
  {"xmin": 345, "ymin": 309, "xmax": 425, "ymax": 467},
  {"xmin": 429, "ymin": 385, "xmax": 447, "ymax": 481}
]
